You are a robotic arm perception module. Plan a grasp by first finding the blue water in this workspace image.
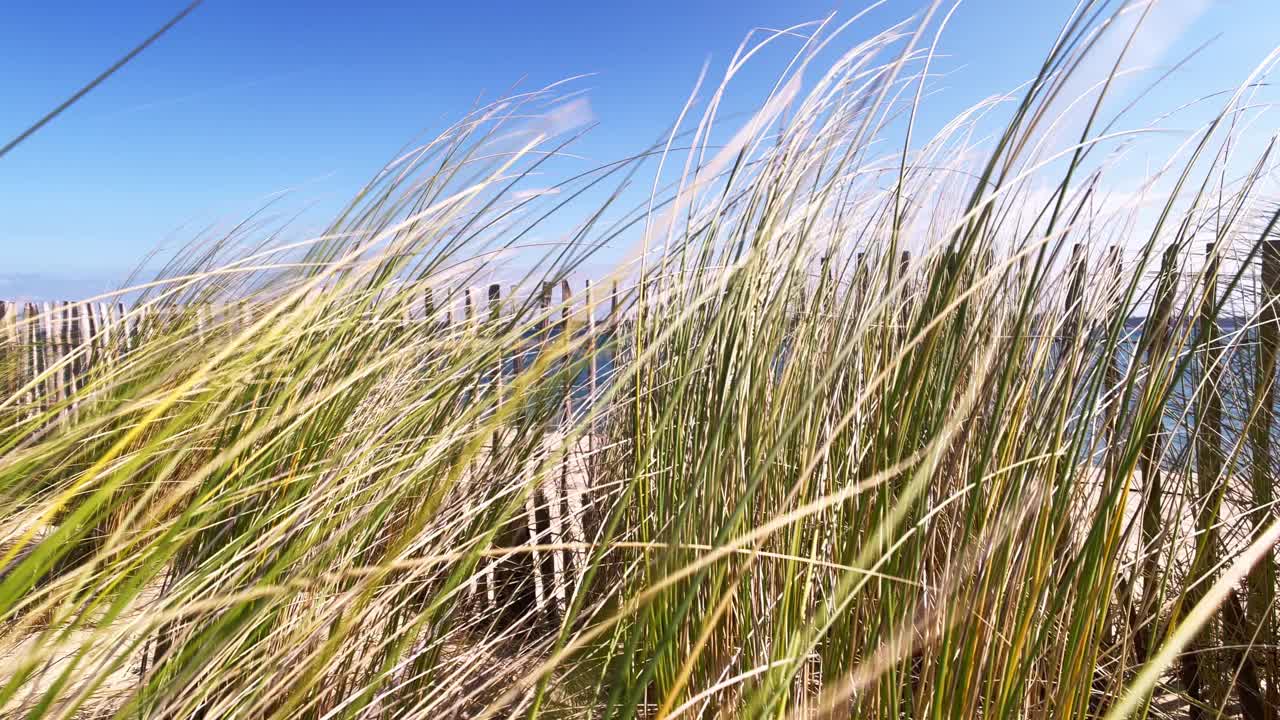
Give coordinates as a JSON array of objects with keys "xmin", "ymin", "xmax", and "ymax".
[
  {"xmin": 1076, "ymin": 317, "xmax": 1279, "ymax": 470},
  {"xmin": 487, "ymin": 315, "xmax": 1279, "ymax": 474}
]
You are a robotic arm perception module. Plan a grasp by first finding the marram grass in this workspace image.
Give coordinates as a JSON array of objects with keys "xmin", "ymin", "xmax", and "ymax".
[{"xmin": 4, "ymin": 3, "xmax": 1280, "ymax": 718}]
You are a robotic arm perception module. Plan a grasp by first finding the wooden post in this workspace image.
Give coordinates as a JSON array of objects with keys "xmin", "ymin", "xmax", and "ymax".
[
  {"xmin": 0, "ymin": 303, "xmax": 7, "ymax": 382},
  {"xmin": 585, "ymin": 280, "xmax": 598, "ymax": 423},
  {"xmin": 85, "ymin": 302, "xmax": 100, "ymax": 366},
  {"xmin": 558, "ymin": 280, "xmax": 572, "ymax": 337},
  {"xmin": 487, "ymin": 282, "xmax": 503, "ymax": 406},
  {"xmin": 1251, "ymin": 236, "xmax": 1280, "ymax": 713},
  {"xmin": 0, "ymin": 302, "xmax": 10, "ymax": 409},
  {"xmin": 559, "ymin": 279, "xmax": 573, "ymax": 400},
  {"xmin": 487, "ymin": 284, "xmax": 503, "ymax": 393},
  {"xmin": 44, "ymin": 302, "xmax": 62, "ymax": 417},
  {"xmin": 56, "ymin": 299, "xmax": 70, "ymax": 404},
  {"xmin": 120, "ymin": 303, "xmax": 135, "ymax": 356},
  {"xmin": 94, "ymin": 303, "xmax": 110, "ymax": 361},
  {"xmin": 25, "ymin": 303, "xmax": 33, "ymax": 409},
  {"xmin": 11, "ymin": 303, "xmax": 20, "ymax": 411},
  {"xmin": 1133, "ymin": 246, "xmax": 1176, "ymax": 669},
  {"xmin": 1195, "ymin": 242, "xmax": 1223, "ymax": 564},
  {"xmin": 898, "ymin": 250, "xmax": 912, "ymax": 330},
  {"xmin": 1223, "ymin": 589, "xmax": 1269, "ymax": 720},
  {"xmin": 1100, "ymin": 245, "xmax": 1124, "ymax": 483},
  {"xmin": 483, "ymin": 283, "xmax": 503, "ymax": 607},
  {"xmin": 539, "ymin": 281, "xmax": 553, "ymax": 333},
  {"xmin": 4, "ymin": 302, "xmax": 23, "ymax": 414},
  {"xmin": 59, "ymin": 302, "xmax": 73, "ymax": 419},
  {"xmin": 67, "ymin": 302, "xmax": 83, "ymax": 419},
  {"xmin": 549, "ymin": 279, "xmax": 575, "ymax": 612},
  {"xmin": 610, "ymin": 280, "xmax": 619, "ymax": 325},
  {"xmin": 510, "ymin": 285, "xmax": 525, "ymax": 375},
  {"xmin": 524, "ymin": 281, "xmax": 553, "ymax": 377},
  {"xmin": 1064, "ymin": 243, "xmax": 1088, "ymax": 350},
  {"xmin": 853, "ymin": 252, "xmax": 871, "ymax": 327},
  {"xmin": 1180, "ymin": 241, "xmax": 1228, "ymax": 716},
  {"xmin": 1105, "ymin": 245, "xmax": 1124, "ymax": 393},
  {"xmin": 423, "ymin": 288, "xmax": 436, "ymax": 331},
  {"xmin": 527, "ymin": 280, "xmax": 555, "ymax": 613},
  {"xmin": 27, "ymin": 304, "xmax": 41, "ymax": 413},
  {"xmin": 487, "ymin": 284, "xmax": 502, "ymax": 328},
  {"xmin": 82, "ymin": 302, "xmax": 99, "ymax": 413}
]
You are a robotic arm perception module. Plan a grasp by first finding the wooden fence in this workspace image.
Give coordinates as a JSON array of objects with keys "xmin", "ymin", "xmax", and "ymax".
[
  {"xmin": 0, "ymin": 282, "xmax": 621, "ymax": 621},
  {"xmin": 4, "ymin": 240, "xmax": 1280, "ymax": 621}
]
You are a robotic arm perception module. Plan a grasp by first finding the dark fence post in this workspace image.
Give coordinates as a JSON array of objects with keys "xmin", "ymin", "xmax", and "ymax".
[
  {"xmin": 1183, "ymin": 241, "xmax": 1228, "ymax": 712},
  {"xmin": 28, "ymin": 304, "xmax": 42, "ymax": 413},
  {"xmin": 86, "ymin": 302, "xmax": 102, "ymax": 368},
  {"xmin": 548, "ymin": 279, "xmax": 575, "ymax": 612},
  {"xmin": 0, "ymin": 302, "xmax": 11, "ymax": 412},
  {"xmin": 1105, "ymin": 245, "xmax": 1123, "ymax": 386},
  {"xmin": 898, "ymin": 250, "xmax": 912, "ymax": 330},
  {"xmin": 1064, "ymin": 243, "xmax": 1087, "ymax": 351},
  {"xmin": 69, "ymin": 302, "xmax": 86, "ymax": 420},
  {"xmin": 609, "ymin": 280, "xmax": 619, "ymax": 329},
  {"xmin": 1251, "ymin": 236, "xmax": 1280, "ymax": 710},
  {"xmin": 423, "ymin": 288, "xmax": 436, "ymax": 332},
  {"xmin": 1101, "ymin": 245, "xmax": 1124, "ymax": 474},
  {"xmin": 585, "ymin": 279, "xmax": 598, "ymax": 449},
  {"xmin": 1134, "ymin": 245, "xmax": 1176, "ymax": 669},
  {"xmin": 487, "ymin": 282, "xmax": 504, "ymax": 397},
  {"xmin": 478, "ymin": 283, "xmax": 503, "ymax": 607},
  {"xmin": 1195, "ymin": 242, "xmax": 1223, "ymax": 560},
  {"xmin": 539, "ymin": 281, "xmax": 553, "ymax": 334},
  {"xmin": 51, "ymin": 302, "xmax": 66, "ymax": 418}
]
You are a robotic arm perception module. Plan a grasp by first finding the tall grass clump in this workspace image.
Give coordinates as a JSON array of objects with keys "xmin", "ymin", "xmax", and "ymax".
[{"xmin": 4, "ymin": 1, "xmax": 1280, "ymax": 718}]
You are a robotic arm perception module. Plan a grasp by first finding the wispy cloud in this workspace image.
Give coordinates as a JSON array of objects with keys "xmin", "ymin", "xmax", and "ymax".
[{"xmin": 93, "ymin": 70, "xmax": 306, "ymax": 120}]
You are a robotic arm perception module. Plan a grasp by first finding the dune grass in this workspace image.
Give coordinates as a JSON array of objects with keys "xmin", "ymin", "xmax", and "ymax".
[{"xmin": 4, "ymin": 2, "xmax": 1280, "ymax": 718}]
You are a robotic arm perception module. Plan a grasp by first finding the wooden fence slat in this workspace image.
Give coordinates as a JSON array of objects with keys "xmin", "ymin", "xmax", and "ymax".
[
  {"xmin": 1064, "ymin": 242, "xmax": 1087, "ymax": 348},
  {"xmin": 503, "ymin": 285, "xmax": 518, "ymax": 373},
  {"xmin": 546, "ymin": 279, "xmax": 573, "ymax": 612},
  {"xmin": 539, "ymin": 281, "xmax": 553, "ymax": 332},
  {"xmin": 898, "ymin": 250, "xmax": 912, "ymax": 328},
  {"xmin": 1104, "ymin": 245, "xmax": 1123, "ymax": 392},
  {"xmin": 585, "ymin": 280, "xmax": 597, "ymax": 418},
  {"xmin": 58, "ymin": 301, "xmax": 71, "ymax": 418},
  {"xmin": 42, "ymin": 302, "xmax": 59, "ymax": 416},
  {"xmin": 68, "ymin": 302, "xmax": 84, "ymax": 419},
  {"xmin": 480, "ymin": 283, "xmax": 504, "ymax": 606},
  {"xmin": 95, "ymin": 302, "xmax": 111, "ymax": 357},
  {"xmin": 121, "ymin": 303, "xmax": 135, "ymax": 354},
  {"xmin": 85, "ymin": 302, "xmax": 100, "ymax": 362},
  {"xmin": 27, "ymin": 304, "xmax": 40, "ymax": 412},
  {"xmin": 423, "ymin": 288, "xmax": 436, "ymax": 329},
  {"xmin": 0, "ymin": 302, "xmax": 11, "ymax": 407},
  {"xmin": 1196, "ymin": 241, "xmax": 1223, "ymax": 559},
  {"xmin": 1131, "ymin": 245, "xmax": 1178, "ymax": 669},
  {"xmin": 609, "ymin": 280, "xmax": 619, "ymax": 329}
]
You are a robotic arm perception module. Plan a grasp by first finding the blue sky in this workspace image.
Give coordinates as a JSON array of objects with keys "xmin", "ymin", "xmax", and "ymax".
[{"xmin": 2, "ymin": 1, "xmax": 1278, "ymax": 296}]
